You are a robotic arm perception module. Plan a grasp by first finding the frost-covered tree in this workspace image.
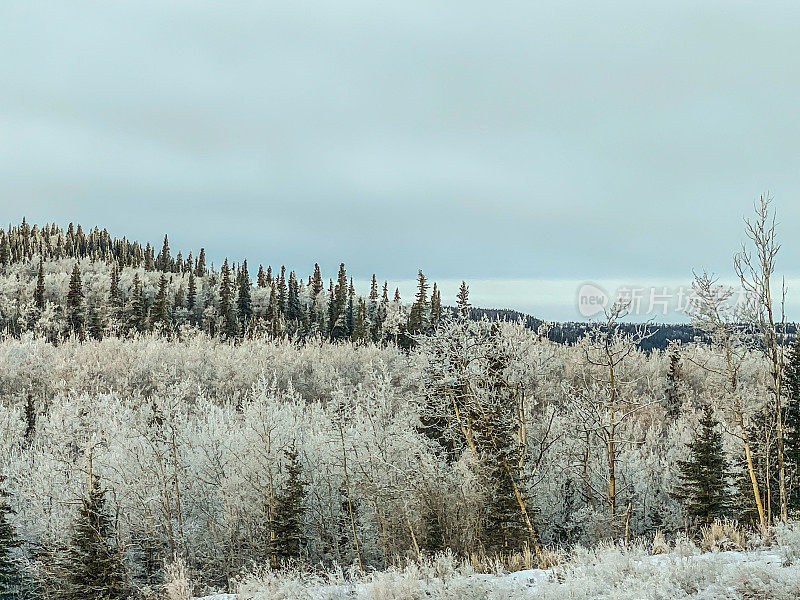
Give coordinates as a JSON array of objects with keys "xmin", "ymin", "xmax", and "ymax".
[
  {"xmin": 0, "ymin": 480, "xmax": 21, "ymax": 597},
  {"xmin": 672, "ymin": 405, "xmax": 731, "ymax": 525},
  {"xmin": 67, "ymin": 476, "xmax": 125, "ymax": 600},
  {"xmin": 270, "ymin": 448, "xmax": 307, "ymax": 566}
]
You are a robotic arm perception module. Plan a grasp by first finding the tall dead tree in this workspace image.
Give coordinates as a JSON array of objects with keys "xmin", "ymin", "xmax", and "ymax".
[{"xmin": 734, "ymin": 195, "xmax": 789, "ymax": 522}]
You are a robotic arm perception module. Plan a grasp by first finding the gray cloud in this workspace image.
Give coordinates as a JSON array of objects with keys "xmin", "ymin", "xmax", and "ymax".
[{"xmin": 2, "ymin": 1, "xmax": 800, "ymax": 318}]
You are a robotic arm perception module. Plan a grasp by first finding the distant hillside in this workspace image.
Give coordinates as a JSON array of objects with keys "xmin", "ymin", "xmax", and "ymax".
[{"xmin": 468, "ymin": 307, "xmax": 798, "ymax": 352}]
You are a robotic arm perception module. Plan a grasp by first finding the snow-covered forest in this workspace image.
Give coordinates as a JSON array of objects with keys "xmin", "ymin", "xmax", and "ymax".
[{"xmin": 1, "ymin": 199, "xmax": 799, "ymax": 599}]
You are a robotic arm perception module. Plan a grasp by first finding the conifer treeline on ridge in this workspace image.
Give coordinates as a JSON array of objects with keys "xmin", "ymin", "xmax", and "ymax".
[{"xmin": 0, "ymin": 219, "xmax": 456, "ymax": 344}]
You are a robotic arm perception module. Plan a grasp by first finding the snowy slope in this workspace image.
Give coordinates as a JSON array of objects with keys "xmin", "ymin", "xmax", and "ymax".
[{"xmin": 195, "ymin": 543, "xmax": 800, "ymax": 600}]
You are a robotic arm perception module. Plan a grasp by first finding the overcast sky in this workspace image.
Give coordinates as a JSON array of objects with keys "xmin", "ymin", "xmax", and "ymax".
[{"xmin": 2, "ymin": 1, "xmax": 800, "ymax": 320}]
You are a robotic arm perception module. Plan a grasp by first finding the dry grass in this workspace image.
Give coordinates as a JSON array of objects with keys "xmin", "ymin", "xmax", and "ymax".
[
  {"xmin": 699, "ymin": 519, "xmax": 746, "ymax": 552},
  {"xmin": 164, "ymin": 558, "xmax": 195, "ymax": 600}
]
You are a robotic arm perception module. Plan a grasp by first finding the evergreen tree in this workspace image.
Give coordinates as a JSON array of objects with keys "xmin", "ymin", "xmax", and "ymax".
[
  {"xmin": 187, "ymin": 271, "xmax": 197, "ymax": 312},
  {"xmin": 108, "ymin": 266, "xmax": 122, "ymax": 310},
  {"xmin": 257, "ymin": 265, "xmax": 267, "ymax": 288},
  {"xmin": 368, "ymin": 275, "xmax": 378, "ymax": 312},
  {"xmin": 67, "ymin": 476, "xmax": 125, "ymax": 600},
  {"xmin": 0, "ymin": 235, "xmax": 9, "ymax": 269},
  {"xmin": 195, "ymin": 248, "xmax": 206, "ymax": 277},
  {"xmin": 311, "ymin": 264, "xmax": 323, "ymax": 298},
  {"xmin": 24, "ymin": 395, "xmax": 35, "ymax": 442},
  {"xmin": 144, "ymin": 244, "xmax": 155, "ymax": 271},
  {"xmin": 237, "ymin": 260, "xmax": 253, "ymax": 327},
  {"xmin": 270, "ymin": 448, "xmax": 307, "ymax": 565},
  {"xmin": 66, "ymin": 264, "xmax": 84, "ymax": 335},
  {"xmin": 266, "ymin": 265, "xmax": 274, "ymax": 286},
  {"xmin": 0, "ymin": 478, "xmax": 21, "ymax": 597},
  {"xmin": 127, "ymin": 274, "xmax": 147, "ymax": 334},
  {"xmin": 672, "ymin": 405, "xmax": 731, "ymax": 525},
  {"xmin": 156, "ymin": 235, "xmax": 170, "ymax": 272},
  {"xmin": 482, "ymin": 466, "xmax": 530, "ymax": 553},
  {"xmin": 286, "ymin": 272, "xmax": 303, "ymax": 324},
  {"xmin": 784, "ymin": 338, "xmax": 800, "ymax": 513},
  {"xmin": 456, "ymin": 281, "xmax": 470, "ymax": 317},
  {"xmin": 393, "ymin": 288, "xmax": 401, "ymax": 302},
  {"xmin": 174, "ymin": 284, "xmax": 185, "ymax": 310},
  {"xmin": 665, "ymin": 344, "xmax": 683, "ymax": 419},
  {"xmin": 430, "ymin": 283, "xmax": 442, "ymax": 328},
  {"xmin": 265, "ymin": 283, "xmax": 282, "ymax": 338},
  {"xmin": 277, "ymin": 266, "xmax": 287, "ymax": 316},
  {"xmin": 326, "ymin": 279, "xmax": 336, "ymax": 337},
  {"xmin": 367, "ymin": 276, "xmax": 380, "ymax": 341},
  {"xmin": 87, "ymin": 306, "xmax": 104, "ymax": 341},
  {"xmin": 479, "ymin": 327, "xmax": 533, "ymax": 553},
  {"xmin": 151, "ymin": 273, "xmax": 170, "ymax": 329},
  {"xmin": 352, "ymin": 298, "xmax": 367, "ymax": 343},
  {"xmin": 406, "ymin": 270, "xmax": 430, "ymax": 336},
  {"xmin": 34, "ymin": 259, "xmax": 45, "ymax": 311},
  {"xmin": 346, "ymin": 278, "xmax": 355, "ymax": 336},
  {"xmin": 421, "ymin": 505, "xmax": 444, "ymax": 555},
  {"xmin": 330, "ymin": 265, "xmax": 350, "ymax": 340},
  {"xmin": 219, "ymin": 259, "xmax": 238, "ymax": 338}
]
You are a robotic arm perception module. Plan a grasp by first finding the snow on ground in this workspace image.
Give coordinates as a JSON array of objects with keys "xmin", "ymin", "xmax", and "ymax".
[{"xmin": 194, "ymin": 536, "xmax": 800, "ymax": 600}]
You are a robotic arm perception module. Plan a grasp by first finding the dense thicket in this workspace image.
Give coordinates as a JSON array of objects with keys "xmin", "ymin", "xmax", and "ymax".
[{"xmin": 0, "ymin": 323, "xmax": 790, "ymax": 594}]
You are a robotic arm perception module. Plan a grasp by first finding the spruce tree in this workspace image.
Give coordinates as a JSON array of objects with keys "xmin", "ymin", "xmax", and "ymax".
[
  {"xmin": 311, "ymin": 264, "xmax": 323, "ymax": 298},
  {"xmin": 66, "ymin": 264, "xmax": 85, "ymax": 335},
  {"xmin": 286, "ymin": 272, "xmax": 303, "ymax": 324},
  {"xmin": 257, "ymin": 265, "xmax": 267, "ymax": 288},
  {"xmin": 665, "ymin": 344, "xmax": 683, "ymax": 419},
  {"xmin": 68, "ymin": 476, "xmax": 125, "ymax": 600},
  {"xmin": 237, "ymin": 260, "xmax": 253, "ymax": 327},
  {"xmin": 219, "ymin": 259, "xmax": 238, "ymax": 338},
  {"xmin": 108, "ymin": 266, "xmax": 122, "ymax": 310},
  {"xmin": 784, "ymin": 338, "xmax": 800, "ymax": 513},
  {"xmin": 266, "ymin": 284, "xmax": 282, "ymax": 338},
  {"xmin": 326, "ymin": 279, "xmax": 336, "ymax": 337},
  {"xmin": 345, "ymin": 278, "xmax": 355, "ymax": 336},
  {"xmin": 156, "ymin": 235, "xmax": 170, "ymax": 272},
  {"xmin": 271, "ymin": 448, "xmax": 307, "ymax": 566},
  {"xmin": 87, "ymin": 307, "xmax": 104, "ymax": 341},
  {"xmin": 144, "ymin": 244, "xmax": 155, "ymax": 271},
  {"xmin": 34, "ymin": 259, "xmax": 45, "ymax": 311},
  {"xmin": 430, "ymin": 283, "xmax": 442, "ymax": 328},
  {"xmin": 127, "ymin": 274, "xmax": 147, "ymax": 334},
  {"xmin": 195, "ymin": 248, "xmax": 206, "ymax": 277},
  {"xmin": 352, "ymin": 298, "xmax": 367, "ymax": 343},
  {"xmin": 0, "ymin": 479, "xmax": 21, "ymax": 597},
  {"xmin": 330, "ymin": 266, "xmax": 349, "ymax": 340},
  {"xmin": 0, "ymin": 235, "xmax": 9, "ymax": 269},
  {"xmin": 456, "ymin": 281, "xmax": 470, "ymax": 317},
  {"xmin": 672, "ymin": 405, "xmax": 731, "ymax": 525},
  {"xmin": 24, "ymin": 395, "xmax": 35, "ymax": 442},
  {"xmin": 277, "ymin": 266, "xmax": 287, "ymax": 316},
  {"xmin": 187, "ymin": 271, "xmax": 197, "ymax": 312},
  {"xmin": 174, "ymin": 284, "xmax": 185, "ymax": 310},
  {"xmin": 407, "ymin": 270, "xmax": 429, "ymax": 334},
  {"xmin": 151, "ymin": 273, "xmax": 170, "ymax": 329}
]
